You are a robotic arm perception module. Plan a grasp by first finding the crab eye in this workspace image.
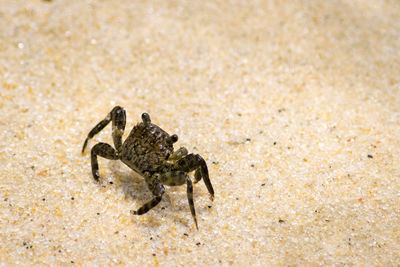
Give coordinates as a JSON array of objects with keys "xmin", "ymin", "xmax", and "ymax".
[
  {"xmin": 142, "ymin": 113, "xmax": 151, "ymax": 125},
  {"xmin": 167, "ymin": 134, "xmax": 178, "ymax": 144}
]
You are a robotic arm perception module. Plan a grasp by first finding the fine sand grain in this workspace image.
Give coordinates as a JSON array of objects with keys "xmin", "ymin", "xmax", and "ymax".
[{"xmin": 1, "ymin": 0, "xmax": 399, "ymax": 265}]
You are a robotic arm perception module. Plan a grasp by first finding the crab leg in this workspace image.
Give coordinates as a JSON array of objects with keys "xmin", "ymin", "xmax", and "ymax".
[
  {"xmin": 90, "ymin": 142, "xmax": 119, "ymax": 181},
  {"xmin": 131, "ymin": 173, "xmax": 165, "ymax": 215},
  {"xmin": 82, "ymin": 106, "xmax": 126, "ymax": 153},
  {"xmin": 174, "ymin": 154, "xmax": 214, "ymax": 201},
  {"xmin": 158, "ymin": 171, "xmax": 198, "ymax": 229},
  {"xmin": 131, "ymin": 196, "xmax": 163, "ymax": 215},
  {"xmin": 186, "ymin": 175, "xmax": 198, "ymax": 229}
]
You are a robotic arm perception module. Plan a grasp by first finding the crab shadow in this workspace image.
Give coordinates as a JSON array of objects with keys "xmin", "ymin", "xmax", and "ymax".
[
  {"xmin": 106, "ymin": 160, "xmax": 167, "ymax": 203},
  {"xmin": 106, "ymin": 161, "xmax": 194, "ymax": 229}
]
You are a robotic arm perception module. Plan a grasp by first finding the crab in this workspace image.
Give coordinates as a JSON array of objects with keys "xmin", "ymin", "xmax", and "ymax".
[{"xmin": 82, "ymin": 106, "xmax": 214, "ymax": 229}]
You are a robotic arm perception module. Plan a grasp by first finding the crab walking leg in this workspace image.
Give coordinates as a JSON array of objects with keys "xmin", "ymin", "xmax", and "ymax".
[
  {"xmin": 131, "ymin": 173, "xmax": 165, "ymax": 215},
  {"xmin": 159, "ymin": 171, "xmax": 186, "ymax": 185},
  {"xmin": 90, "ymin": 142, "xmax": 119, "ymax": 181},
  {"xmin": 186, "ymin": 176, "xmax": 198, "ymax": 229},
  {"xmin": 197, "ymin": 155, "xmax": 214, "ymax": 201},
  {"xmin": 159, "ymin": 171, "xmax": 198, "ymax": 229},
  {"xmin": 82, "ymin": 106, "xmax": 126, "ymax": 153},
  {"xmin": 174, "ymin": 154, "xmax": 214, "ymax": 201},
  {"xmin": 194, "ymin": 168, "xmax": 202, "ymax": 184},
  {"xmin": 131, "ymin": 196, "xmax": 163, "ymax": 215}
]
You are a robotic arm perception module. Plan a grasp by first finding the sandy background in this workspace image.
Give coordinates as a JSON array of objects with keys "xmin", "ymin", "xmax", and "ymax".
[{"xmin": 1, "ymin": 0, "xmax": 400, "ymax": 266}]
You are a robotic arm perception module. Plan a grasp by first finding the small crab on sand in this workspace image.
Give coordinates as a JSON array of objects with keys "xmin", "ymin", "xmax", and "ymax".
[{"xmin": 82, "ymin": 106, "xmax": 214, "ymax": 229}]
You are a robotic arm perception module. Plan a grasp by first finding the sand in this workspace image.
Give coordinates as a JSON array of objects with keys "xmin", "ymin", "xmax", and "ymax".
[{"xmin": 1, "ymin": 0, "xmax": 399, "ymax": 265}]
